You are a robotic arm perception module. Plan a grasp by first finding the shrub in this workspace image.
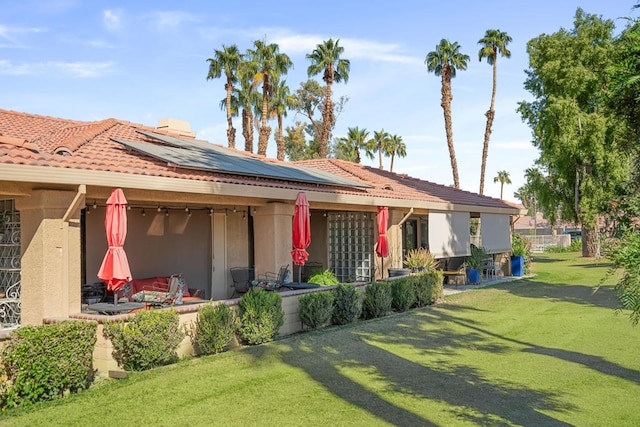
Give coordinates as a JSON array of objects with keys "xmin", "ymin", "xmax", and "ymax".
[
  {"xmin": 390, "ymin": 277, "xmax": 416, "ymax": 312},
  {"xmin": 237, "ymin": 288, "xmax": 285, "ymax": 344},
  {"xmin": 362, "ymin": 281, "xmax": 392, "ymax": 319},
  {"xmin": 298, "ymin": 292, "xmax": 334, "ymax": 329},
  {"xmin": 1, "ymin": 321, "xmax": 97, "ymax": 408},
  {"xmin": 307, "ymin": 269, "xmax": 340, "ymax": 286},
  {"xmin": 332, "ymin": 284, "xmax": 362, "ymax": 325},
  {"xmin": 512, "ymin": 233, "xmax": 533, "ymax": 274},
  {"xmin": 414, "ymin": 270, "xmax": 444, "ymax": 307},
  {"xmin": 569, "ymin": 238, "xmax": 582, "ymax": 252},
  {"xmin": 103, "ymin": 309, "xmax": 184, "ymax": 371},
  {"xmin": 403, "ymin": 248, "xmax": 437, "ymax": 271},
  {"xmin": 545, "ymin": 245, "xmax": 568, "ymax": 253},
  {"xmin": 187, "ymin": 303, "xmax": 236, "ymax": 355}
]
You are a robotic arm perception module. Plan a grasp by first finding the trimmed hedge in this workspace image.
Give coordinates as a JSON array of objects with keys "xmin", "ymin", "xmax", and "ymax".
[
  {"xmin": 298, "ymin": 291, "xmax": 334, "ymax": 329},
  {"xmin": 362, "ymin": 282, "xmax": 393, "ymax": 319},
  {"xmin": 103, "ymin": 309, "xmax": 184, "ymax": 371},
  {"xmin": 413, "ymin": 270, "xmax": 444, "ymax": 307},
  {"xmin": 187, "ymin": 303, "xmax": 236, "ymax": 355},
  {"xmin": 332, "ymin": 284, "xmax": 362, "ymax": 325},
  {"xmin": 1, "ymin": 321, "xmax": 97, "ymax": 408},
  {"xmin": 390, "ymin": 277, "xmax": 417, "ymax": 312},
  {"xmin": 237, "ymin": 288, "xmax": 285, "ymax": 344}
]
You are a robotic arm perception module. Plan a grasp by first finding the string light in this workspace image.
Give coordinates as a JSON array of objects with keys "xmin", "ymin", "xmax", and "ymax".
[
  {"xmin": 233, "ymin": 207, "xmax": 237, "ymax": 213},
  {"xmin": 209, "ymin": 208, "xmax": 213, "ymax": 216},
  {"xmin": 157, "ymin": 206, "xmax": 162, "ymax": 212},
  {"xmin": 165, "ymin": 208, "xmax": 169, "ymax": 217},
  {"xmin": 93, "ymin": 200, "xmax": 97, "ymax": 209},
  {"xmin": 141, "ymin": 208, "xmax": 146, "ymax": 217}
]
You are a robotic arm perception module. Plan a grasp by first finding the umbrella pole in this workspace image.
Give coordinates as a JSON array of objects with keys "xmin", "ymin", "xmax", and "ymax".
[{"xmin": 298, "ymin": 264, "xmax": 302, "ymax": 284}]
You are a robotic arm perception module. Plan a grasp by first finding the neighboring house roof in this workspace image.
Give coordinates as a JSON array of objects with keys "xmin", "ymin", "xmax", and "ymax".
[{"xmin": 0, "ymin": 108, "xmax": 521, "ymax": 213}]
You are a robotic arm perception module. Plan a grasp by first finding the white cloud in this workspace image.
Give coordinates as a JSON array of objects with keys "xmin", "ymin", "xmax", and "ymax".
[
  {"xmin": 147, "ymin": 11, "xmax": 202, "ymax": 31},
  {"xmin": 103, "ymin": 9, "xmax": 123, "ymax": 32},
  {"xmin": 0, "ymin": 25, "xmax": 45, "ymax": 48},
  {"xmin": 0, "ymin": 60, "xmax": 116, "ymax": 78}
]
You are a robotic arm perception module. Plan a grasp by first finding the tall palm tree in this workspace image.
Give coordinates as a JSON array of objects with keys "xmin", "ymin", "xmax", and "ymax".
[
  {"xmin": 247, "ymin": 38, "xmax": 293, "ymax": 156},
  {"xmin": 493, "ymin": 170, "xmax": 512, "ymax": 200},
  {"xmin": 372, "ymin": 129, "xmax": 391, "ymax": 169},
  {"xmin": 234, "ymin": 59, "xmax": 260, "ymax": 153},
  {"xmin": 387, "ymin": 134, "xmax": 407, "ymax": 173},
  {"xmin": 478, "ymin": 29, "xmax": 512, "ymax": 195},
  {"xmin": 207, "ymin": 44, "xmax": 242, "ymax": 149},
  {"xmin": 270, "ymin": 77, "xmax": 291, "ymax": 161},
  {"xmin": 425, "ymin": 39, "xmax": 469, "ymax": 189},
  {"xmin": 306, "ymin": 38, "xmax": 350, "ymax": 158}
]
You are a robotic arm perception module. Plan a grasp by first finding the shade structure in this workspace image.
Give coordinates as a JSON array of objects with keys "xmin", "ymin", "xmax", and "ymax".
[
  {"xmin": 291, "ymin": 192, "xmax": 311, "ymax": 283},
  {"xmin": 376, "ymin": 206, "xmax": 389, "ymax": 278},
  {"xmin": 97, "ymin": 188, "xmax": 132, "ymax": 297}
]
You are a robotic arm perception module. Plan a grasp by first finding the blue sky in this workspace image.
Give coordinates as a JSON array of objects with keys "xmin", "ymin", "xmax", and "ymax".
[{"xmin": 1, "ymin": 1, "xmax": 635, "ymax": 202}]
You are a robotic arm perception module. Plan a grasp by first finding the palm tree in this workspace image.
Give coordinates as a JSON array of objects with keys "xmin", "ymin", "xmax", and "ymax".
[
  {"xmin": 247, "ymin": 38, "xmax": 293, "ymax": 156},
  {"xmin": 372, "ymin": 129, "xmax": 391, "ymax": 169},
  {"xmin": 493, "ymin": 170, "xmax": 512, "ymax": 200},
  {"xmin": 207, "ymin": 44, "xmax": 242, "ymax": 149},
  {"xmin": 270, "ymin": 77, "xmax": 291, "ymax": 161},
  {"xmin": 387, "ymin": 134, "xmax": 407, "ymax": 172},
  {"xmin": 335, "ymin": 127, "xmax": 373, "ymax": 163},
  {"xmin": 425, "ymin": 39, "xmax": 469, "ymax": 189},
  {"xmin": 478, "ymin": 30, "xmax": 512, "ymax": 195},
  {"xmin": 306, "ymin": 38, "xmax": 350, "ymax": 158},
  {"xmin": 234, "ymin": 60, "xmax": 260, "ymax": 153}
]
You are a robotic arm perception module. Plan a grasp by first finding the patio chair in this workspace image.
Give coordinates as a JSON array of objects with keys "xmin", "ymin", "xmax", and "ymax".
[
  {"xmin": 130, "ymin": 273, "xmax": 184, "ymax": 305},
  {"xmin": 230, "ymin": 267, "xmax": 255, "ymax": 297},
  {"xmin": 251, "ymin": 265, "xmax": 289, "ymax": 291},
  {"xmin": 482, "ymin": 258, "xmax": 502, "ymax": 280},
  {"xmin": 442, "ymin": 258, "xmax": 467, "ymax": 286}
]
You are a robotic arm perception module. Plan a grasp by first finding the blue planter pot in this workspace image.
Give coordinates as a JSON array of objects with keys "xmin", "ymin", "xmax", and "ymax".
[
  {"xmin": 511, "ymin": 255, "xmax": 525, "ymax": 277},
  {"xmin": 467, "ymin": 268, "xmax": 481, "ymax": 284}
]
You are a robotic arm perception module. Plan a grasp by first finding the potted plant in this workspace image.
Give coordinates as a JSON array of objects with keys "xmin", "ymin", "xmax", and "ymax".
[
  {"xmin": 403, "ymin": 248, "xmax": 437, "ymax": 272},
  {"xmin": 466, "ymin": 245, "xmax": 488, "ymax": 284},
  {"xmin": 511, "ymin": 234, "xmax": 530, "ymax": 276}
]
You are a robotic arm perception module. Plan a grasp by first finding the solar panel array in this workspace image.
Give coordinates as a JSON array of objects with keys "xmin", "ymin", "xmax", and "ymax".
[{"xmin": 113, "ymin": 131, "xmax": 370, "ymax": 188}]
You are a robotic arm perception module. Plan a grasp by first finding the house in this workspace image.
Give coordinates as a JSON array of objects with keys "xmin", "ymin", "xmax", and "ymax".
[{"xmin": 0, "ymin": 108, "xmax": 524, "ymax": 337}]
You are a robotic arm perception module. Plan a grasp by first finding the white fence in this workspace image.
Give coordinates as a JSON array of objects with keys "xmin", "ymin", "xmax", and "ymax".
[{"xmin": 521, "ymin": 235, "xmax": 571, "ymax": 253}]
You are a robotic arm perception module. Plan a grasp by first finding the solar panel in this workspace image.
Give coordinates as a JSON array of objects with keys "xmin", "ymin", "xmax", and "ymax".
[{"xmin": 113, "ymin": 133, "xmax": 370, "ymax": 188}]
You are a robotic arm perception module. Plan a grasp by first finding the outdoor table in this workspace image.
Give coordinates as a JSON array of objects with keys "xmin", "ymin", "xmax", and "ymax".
[{"xmin": 87, "ymin": 302, "xmax": 145, "ymax": 315}]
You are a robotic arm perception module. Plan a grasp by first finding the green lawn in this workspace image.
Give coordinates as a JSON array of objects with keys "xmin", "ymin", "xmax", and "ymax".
[{"xmin": 3, "ymin": 252, "xmax": 639, "ymax": 426}]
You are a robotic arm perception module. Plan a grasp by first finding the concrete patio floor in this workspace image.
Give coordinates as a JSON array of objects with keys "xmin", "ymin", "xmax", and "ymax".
[{"xmin": 443, "ymin": 274, "xmax": 529, "ymax": 295}]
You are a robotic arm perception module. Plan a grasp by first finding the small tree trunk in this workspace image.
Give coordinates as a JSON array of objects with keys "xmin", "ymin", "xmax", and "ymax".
[{"xmin": 581, "ymin": 223, "xmax": 598, "ymax": 258}]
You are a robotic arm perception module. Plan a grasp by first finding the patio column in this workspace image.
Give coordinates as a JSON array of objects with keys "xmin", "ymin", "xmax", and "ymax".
[
  {"xmin": 252, "ymin": 203, "xmax": 294, "ymax": 278},
  {"xmin": 388, "ymin": 209, "xmax": 405, "ymax": 269},
  {"xmin": 15, "ymin": 189, "xmax": 83, "ymax": 325}
]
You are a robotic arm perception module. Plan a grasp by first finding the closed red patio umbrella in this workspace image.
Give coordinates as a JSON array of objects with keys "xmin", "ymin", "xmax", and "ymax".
[
  {"xmin": 376, "ymin": 206, "xmax": 389, "ymax": 279},
  {"xmin": 291, "ymin": 192, "xmax": 310, "ymax": 284},
  {"xmin": 97, "ymin": 188, "xmax": 132, "ymax": 304}
]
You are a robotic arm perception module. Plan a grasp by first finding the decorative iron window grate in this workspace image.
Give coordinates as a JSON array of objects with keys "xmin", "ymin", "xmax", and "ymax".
[{"xmin": 0, "ymin": 199, "xmax": 21, "ymax": 330}]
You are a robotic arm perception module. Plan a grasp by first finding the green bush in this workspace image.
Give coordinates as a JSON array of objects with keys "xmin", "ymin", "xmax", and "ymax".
[
  {"xmin": 569, "ymin": 238, "xmax": 582, "ymax": 252},
  {"xmin": 414, "ymin": 270, "xmax": 444, "ymax": 307},
  {"xmin": 103, "ymin": 309, "xmax": 184, "ymax": 371},
  {"xmin": 390, "ymin": 278, "xmax": 416, "ymax": 312},
  {"xmin": 307, "ymin": 269, "xmax": 340, "ymax": 286},
  {"xmin": 362, "ymin": 281, "xmax": 392, "ymax": 319},
  {"xmin": 187, "ymin": 303, "xmax": 236, "ymax": 355},
  {"xmin": 237, "ymin": 288, "xmax": 285, "ymax": 344},
  {"xmin": 544, "ymin": 245, "xmax": 568, "ymax": 253},
  {"xmin": 298, "ymin": 292, "xmax": 335, "ymax": 329},
  {"xmin": 0, "ymin": 321, "xmax": 97, "ymax": 408},
  {"xmin": 332, "ymin": 284, "xmax": 362, "ymax": 325}
]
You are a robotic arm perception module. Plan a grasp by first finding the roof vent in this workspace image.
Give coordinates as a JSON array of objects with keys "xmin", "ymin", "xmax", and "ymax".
[{"xmin": 157, "ymin": 118, "xmax": 196, "ymax": 138}]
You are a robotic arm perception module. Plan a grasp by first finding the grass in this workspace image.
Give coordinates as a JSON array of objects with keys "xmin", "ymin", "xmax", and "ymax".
[{"xmin": 3, "ymin": 252, "xmax": 640, "ymax": 426}]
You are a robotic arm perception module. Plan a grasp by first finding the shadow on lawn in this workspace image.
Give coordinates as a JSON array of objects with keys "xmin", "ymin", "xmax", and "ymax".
[
  {"xmin": 281, "ymin": 314, "xmax": 574, "ymax": 426},
  {"xmin": 501, "ymin": 279, "xmax": 620, "ymax": 310}
]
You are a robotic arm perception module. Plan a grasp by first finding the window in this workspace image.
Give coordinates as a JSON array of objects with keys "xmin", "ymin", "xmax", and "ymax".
[{"xmin": 328, "ymin": 212, "xmax": 373, "ymax": 282}]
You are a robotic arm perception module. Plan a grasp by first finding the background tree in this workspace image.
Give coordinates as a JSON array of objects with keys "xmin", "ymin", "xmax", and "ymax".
[
  {"xmin": 270, "ymin": 78, "xmax": 292, "ymax": 160},
  {"xmin": 387, "ymin": 134, "xmax": 407, "ymax": 172},
  {"xmin": 518, "ymin": 8, "xmax": 630, "ymax": 257},
  {"xmin": 372, "ymin": 129, "xmax": 391, "ymax": 169},
  {"xmin": 289, "ymin": 80, "xmax": 348, "ymax": 159},
  {"xmin": 493, "ymin": 170, "xmax": 512, "ymax": 200},
  {"xmin": 425, "ymin": 39, "xmax": 469, "ymax": 189},
  {"xmin": 334, "ymin": 127, "xmax": 373, "ymax": 163},
  {"xmin": 478, "ymin": 29, "xmax": 512, "ymax": 194},
  {"xmin": 306, "ymin": 38, "xmax": 350, "ymax": 158},
  {"xmin": 247, "ymin": 38, "xmax": 293, "ymax": 156},
  {"xmin": 284, "ymin": 122, "xmax": 318, "ymax": 161},
  {"xmin": 234, "ymin": 59, "xmax": 260, "ymax": 152},
  {"xmin": 207, "ymin": 44, "xmax": 242, "ymax": 149}
]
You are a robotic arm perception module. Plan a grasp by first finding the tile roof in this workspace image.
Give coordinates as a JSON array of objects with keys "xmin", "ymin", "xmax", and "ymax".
[{"xmin": 0, "ymin": 108, "xmax": 519, "ymax": 211}]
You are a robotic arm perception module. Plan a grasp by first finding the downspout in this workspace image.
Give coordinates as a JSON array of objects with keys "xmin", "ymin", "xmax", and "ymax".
[{"xmin": 61, "ymin": 185, "xmax": 86, "ymax": 316}]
